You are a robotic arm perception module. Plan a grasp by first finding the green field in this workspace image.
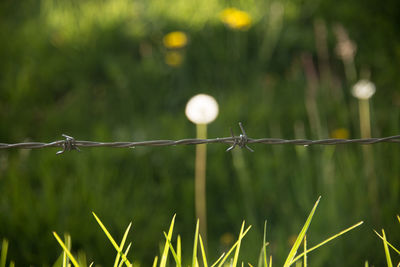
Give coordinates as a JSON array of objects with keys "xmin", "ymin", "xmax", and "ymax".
[{"xmin": 0, "ymin": 0, "xmax": 399, "ymax": 266}]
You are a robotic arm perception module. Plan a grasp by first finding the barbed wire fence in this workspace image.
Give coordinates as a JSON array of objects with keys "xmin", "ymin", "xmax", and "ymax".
[{"xmin": 1, "ymin": 123, "xmax": 399, "ymax": 155}]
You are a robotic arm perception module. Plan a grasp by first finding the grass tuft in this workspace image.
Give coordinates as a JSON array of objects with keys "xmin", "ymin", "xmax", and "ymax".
[
  {"xmin": 199, "ymin": 235, "xmax": 208, "ymax": 267},
  {"xmin": 291, "ymin": 221, "xmax": 364, "ymax": 263},
  {"xmin": 232, "ymin": 221, "xmax": 246, "ymax": 267},
  {"xmin": 192, "ymin": 219, "xmax": 199, "ymax": 267},
  {"xmin": 114, "ymin": 222, "xmax": 132, "ymax": 267},
  {"xmin": 160, "ymin": 214, "xmax": 176, "ymax": 267},
  {"xmin": 374, "ymin": 230, "xmax": 400, "ymax": 256},
  {"xmin": 52, "ymin": 232, "xmax": 80, "ymax": 267},
  {"xmin": 283, "ymin": 196, "xmax": 321, "ymax": 267},
  {"xmin": 92, "ymin": 212, "xmax": 132, "ymax": 266},
  {"xmin": 41, "ymin": 198, "xmax": 364, "ymax": 266},
  {"xmin": 381, "ymin": 229, "xmax": 393, "ymax": 267},
  {"xmin": 163, "ymin": 231, "xmax": 181, "ymax": 267},
  {"xmin": 217, "ymin": 224, "xmax": 252, "ymax": 267}
]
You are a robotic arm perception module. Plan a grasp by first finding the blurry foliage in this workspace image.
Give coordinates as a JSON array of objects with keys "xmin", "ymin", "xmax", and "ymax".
[{"xmin": 0, "ymin": 0, "xmax": 399, "ymax": 266}]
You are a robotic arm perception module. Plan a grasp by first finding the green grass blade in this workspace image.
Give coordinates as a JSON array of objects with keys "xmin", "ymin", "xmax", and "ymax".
[
  {"xmin": 217, "ymin": 225, "xmax": 252, "ymax": 267},
  {"xmin": 303, "ymin": 235, "xmax": 307, "ymax": 267},
  {"xmin": 9, "ymin": 261, "xmax": 14, "ymax": 267},
  {"xmin": 92, "ymin": 212, "xmax": 132, "ymax": 267},
  {"xmin": 118, "ymin": 243, "xmax": 132, "ymax": 267},
  {"xmin": 77, "ymin": 250, "xmax": 88, "ymax": 267},
  {"xmin": 232, "ymin": 221, "xmax": 246, "ymax": 267},
  {"xmin": 89, "ymin": 262, "xmax": 94, "ymax": 267},
  {"xmin": 63, "ymin": 234, "xmax": 71, "ymax": 267},
  {"xmin": 52, "ymin": 254, "xmax": 64, "ymax": 267},
  {"xmin": 292, "ymin": 221, "xmax": 363, "ymax": 263},
  {"xmin": 210, "ymin": 253, "xmax": 225, "ymax": 267},
  {"xmin": 283, "ymin": 196, "xmax": 321, "ymax": 267},
  {"xmin": 381, "ymin": 229, "xmax": 393, "ymax": 267},
  {"xmin": 365, "ymin": 261, "xmax": 369, "ymax": 267},
  {"xmin": 397, "ymin": 215, "xmax": 400, "ymax": 224},
  {"xmin": 163, "ymin": 232, "xmax": 182, "ymax": 267},
  {"xmin": 192, "ymin": 220, "xmax": 199, "ymax": 267},
  {"xmin": 257, "ymin": 221, "xmax": 268, "ymax": 267},
  {"xmin": 0, "ymin": 239, "xmax": 8, "ymax": 267},
  {"xmin": 199, "ymin": 235, "xmax": 208, "ymax": 267},
  {"xmin": 257, "ymin": 242, "xmax": 269, "ymax": 267},
  {"xmin": 152, "ymin": 256, "xmax": 158, "ymax": 267},
  {"xmin": 53, "ymin": 232, "xmax": 80, "ymax": 267},
  {"xmin": 263, "ymin": 221, "xmax": 268, "ymax": 267},
  {"xmin": 177, "ymin": 235, "xmax": 182, "ymax": 267},
  {"xmin": 114, "ymin": 222, "xmax": 132, "ymax": 267},
  {"xmin": 160, "ymin": 214, "xmax": 176, "ymax": 267},
  {"xmin": 269, "ymin": 256, "xmax": 272, "ymax": 267},
  {"xmin": 374, "ymin": 230, "xmax": 400, "ymax": 255},
  {"xmin": 249, "ymin": 263, "xmax": 254, "ymax": 267}
]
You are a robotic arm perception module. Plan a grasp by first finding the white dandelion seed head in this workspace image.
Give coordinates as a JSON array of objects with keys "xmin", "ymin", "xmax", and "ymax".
[{"xmin": 185, "ymin": 94, "xmax": 219, "ymax": 124}]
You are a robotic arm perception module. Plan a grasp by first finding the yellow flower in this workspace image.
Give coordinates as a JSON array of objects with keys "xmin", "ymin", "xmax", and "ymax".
[
  {"xmin": 331, "ymin": 128, "xmax": 350, "ymax": 139},
  {"xmin": 220, "ymin": 232, "xmax": 234, "ymax": 246},
  {"xmin": 163, "ymin": 31, "xmax": 188, "ymax": 49},
  {"xmin": 165, "ymin": 51, "xmax": 183, "ymax": 67},
  {"xmin": 220, "ymin": 8, "xmax": 252, "ymax": 30}
]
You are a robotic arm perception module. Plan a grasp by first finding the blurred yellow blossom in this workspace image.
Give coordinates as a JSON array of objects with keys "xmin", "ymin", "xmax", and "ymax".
[
  {"xmin": 220, "ymin": 8, "xmax": 252, "ymax": 30},
  {"xmin": 220, "ymin": 232, "xmax": 234, "ymax": 246},
  {"xmin": 165, "ymin": 51, "xmax": 183, "ymax": 67},
  {"xmin": 163, "ymin": 31, "xmax": 188, "ymax": 49},
  {"xmin": 331, "ymin": 128, "xmax": 350, "ymax": 139}
]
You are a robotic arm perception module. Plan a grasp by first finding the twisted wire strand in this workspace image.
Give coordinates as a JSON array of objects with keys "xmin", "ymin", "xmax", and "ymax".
[{"xmin": 1, "ymin": 123, "xmax": 399, "ymax": 154}]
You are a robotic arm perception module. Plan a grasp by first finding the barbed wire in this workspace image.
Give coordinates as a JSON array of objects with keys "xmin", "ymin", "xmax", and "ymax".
[{"xmin": 1, "ymin": 123, "xmax": 399, "ymax": 155}]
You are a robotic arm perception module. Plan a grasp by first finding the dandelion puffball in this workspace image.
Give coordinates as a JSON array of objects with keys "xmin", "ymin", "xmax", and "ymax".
[
  {"xmin": 352, "ymin": 79, "xmax": 376, "ymax": 100},
  {"xmin": 185, "ymin": 94, "xmax": 219, "ymax": 124}
]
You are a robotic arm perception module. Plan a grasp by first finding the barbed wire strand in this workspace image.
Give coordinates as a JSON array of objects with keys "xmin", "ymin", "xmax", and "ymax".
[{"xmin": 1, "ymin": 123, "xmax": 399, "ymax": 155}]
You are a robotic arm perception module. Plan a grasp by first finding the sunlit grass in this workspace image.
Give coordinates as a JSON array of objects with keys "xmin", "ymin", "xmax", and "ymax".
[
  {"xmin": 373, "ymin": 215, "xmax": 400, "ymax": 267},
  {"xmin": 45, "ymin": 197, "xmax": 366, "ymax": 266},
  {"xmin": 1, "ymin": 239, "xmax": 9, "ymax": 267},
  {"xmin": 52, "ymin": 232, "xmax": 80, "ymax": 267}
]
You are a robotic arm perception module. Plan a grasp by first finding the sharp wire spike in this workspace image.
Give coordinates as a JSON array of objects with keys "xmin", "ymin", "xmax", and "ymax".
[
  {"xmin": 57, "ymin": 134, "xmax": 80, "ymax": 155},
  {"xmin": 226, "ymin": 123, "xmax": 254, "ymax": 152},
  {"xmin": 238, "ymin": 122, "xmax": 254, "ymax": 152},
  {"xmin": 0, "ymin": 122, "xmax": 399, "ymax": 153},
  {"xmin": 226, "ymin": 128, "xmax": 237, "ymax": 152}
]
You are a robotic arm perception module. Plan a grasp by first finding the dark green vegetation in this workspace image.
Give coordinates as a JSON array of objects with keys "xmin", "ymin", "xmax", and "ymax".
[{"xmin": 0, "ymin": 0, "xmax": 399, "ymax": 266}]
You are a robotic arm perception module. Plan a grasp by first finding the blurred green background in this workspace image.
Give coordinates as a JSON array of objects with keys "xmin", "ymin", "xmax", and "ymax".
[{"xmin": 0, "ymin": 0, "xmax": 399, "ymax": 266}]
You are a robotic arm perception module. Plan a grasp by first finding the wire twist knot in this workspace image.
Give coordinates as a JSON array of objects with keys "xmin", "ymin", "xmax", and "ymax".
[
  {"xmin": 226, "ymin": 122, "xmax": 254, "ymax": 152},
  {"xmin": 57, "ymin": 134, "xmax": 80, "ymax": 155}
]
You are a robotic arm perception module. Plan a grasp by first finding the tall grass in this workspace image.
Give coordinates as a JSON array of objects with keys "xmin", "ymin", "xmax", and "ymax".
[
  {"xmin": 0, "ymin": 0, "xmax": 399, "ymax": 265},
  {"xmin": 3, "ymin": 202, "xmax": 398, "ymax": 266},
  {"xmin": 46, "ymin": 197, "xmax": 365, "ymax": 266}
]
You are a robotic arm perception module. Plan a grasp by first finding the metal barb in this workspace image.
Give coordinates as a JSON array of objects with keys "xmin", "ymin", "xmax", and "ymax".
[
  {"xmin": 56, "ymin": 134, "xmax": 80, "ymax": 155},
  {"xmin": 237, "ymin": 122, "xmax": 254, "ymax": 152},
  {"xmin": 0, "ymin": 123, "xmax": 400, "ymax": 153},
  {"xmin": 226, "ymin": 123, "xmax": 254, "ymax": 152},
  {"xmin": 226, "ymin": 128, "xmax": 237, "ymax": 152}
]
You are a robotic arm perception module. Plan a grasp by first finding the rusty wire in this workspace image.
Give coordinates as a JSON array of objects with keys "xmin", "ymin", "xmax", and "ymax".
[{"xmin": 1, "ymin": 123, "xmax": 399, "ymax": 155}]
